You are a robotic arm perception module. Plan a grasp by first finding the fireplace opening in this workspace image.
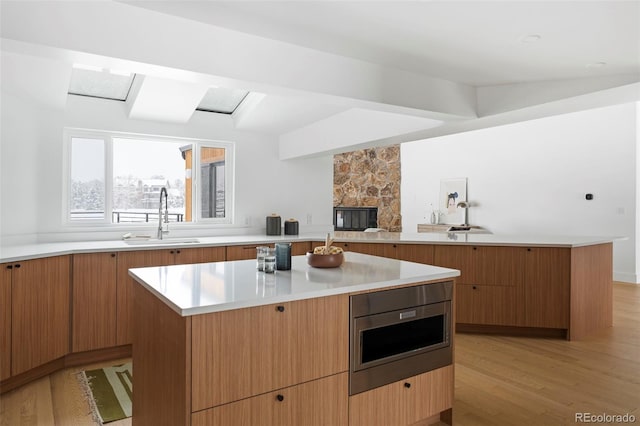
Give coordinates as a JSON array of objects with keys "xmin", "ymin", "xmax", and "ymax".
[{"xmin": 333, "ymin": 207, "xmax": 378, "ymax": 231}]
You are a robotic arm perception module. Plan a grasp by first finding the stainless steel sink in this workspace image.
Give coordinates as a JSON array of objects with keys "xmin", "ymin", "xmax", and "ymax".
[{"xmin": 123, "ymin": 238, "xmax": 200, "ymax": 245}]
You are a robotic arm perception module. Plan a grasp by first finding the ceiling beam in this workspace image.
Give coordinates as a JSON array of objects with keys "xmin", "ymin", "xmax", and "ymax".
[{"xmin": 0, "ymin": 1, "xmax": 477, "ymax": 121}]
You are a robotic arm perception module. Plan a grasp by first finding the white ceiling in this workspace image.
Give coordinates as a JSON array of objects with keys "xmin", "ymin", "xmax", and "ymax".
[
  {"xmin": 125, "ymin": 0, "xmax": 640, "ymax": 86},
  {"xmin": 2, "ymin": 1, "xmax": 639, "ymax": 158}
]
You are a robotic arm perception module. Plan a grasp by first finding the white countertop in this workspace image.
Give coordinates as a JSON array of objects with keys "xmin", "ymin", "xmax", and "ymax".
[
  {"xmin": 128, "ymin": 252, "xmax": 460, "ymax": 317},
  {"xmin": 0, "ymin": 232, "xmax": 622, "ymax": 263}
]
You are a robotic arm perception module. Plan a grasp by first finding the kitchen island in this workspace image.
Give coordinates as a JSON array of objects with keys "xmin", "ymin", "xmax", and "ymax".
[
  {"xmin": 0, "ymin": 231, "xmax": 618, "ymax": 397},
  {"xmin": 129, "ymin": 252, "xmax": 459, "ymax": 426}
]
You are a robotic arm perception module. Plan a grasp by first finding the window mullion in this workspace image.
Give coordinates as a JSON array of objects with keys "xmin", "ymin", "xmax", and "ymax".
[{"xmin": 104, "ymin": 135, "xmax": 114, "ymax": 224}]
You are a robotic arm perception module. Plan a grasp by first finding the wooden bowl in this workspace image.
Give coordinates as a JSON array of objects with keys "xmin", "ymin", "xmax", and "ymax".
[{"xmin": 306, "ymin": 252, "xmax": 344, "ymax": 268}]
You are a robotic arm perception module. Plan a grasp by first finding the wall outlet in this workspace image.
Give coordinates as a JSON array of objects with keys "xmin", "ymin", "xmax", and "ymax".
[
  {"xmin": 306, "ymin": 213, "xmax": 312, "ymax": 225},
  {"xmin": 244, "ymin": 216, "xmax": 252, "ymax": 226},
  {"xmin": 616, "ymin": 207, "xmax": 625, "ymax": 215}
]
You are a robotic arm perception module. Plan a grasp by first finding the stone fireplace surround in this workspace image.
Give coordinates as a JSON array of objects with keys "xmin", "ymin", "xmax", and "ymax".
[{"xmin": 333, "ymin": 145, "xmax": 401, "ymax": 232}]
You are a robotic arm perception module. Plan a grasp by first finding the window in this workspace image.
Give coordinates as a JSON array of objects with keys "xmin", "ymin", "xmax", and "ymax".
[
  {"xmin": 68, "ymin": 65, "xmax": 136, "ymax": 101},
  {"xmin": 196, "ymin": 87, "xmax": 249, "ymax": 114},
  {"xmin": 65, "ymin": 130, "xmax": 234, "ymax": 225},
  {"xmin": 69, "ymin": 137, "xmax": 105, "ymax": 220}
]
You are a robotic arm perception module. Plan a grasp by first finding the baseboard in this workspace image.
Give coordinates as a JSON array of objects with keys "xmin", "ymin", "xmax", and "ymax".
[
  {"xmin": 614, "ymin": 271, "xmax": 638, "ymax": 284},
  {"xmin": 456, "ymin": 323, "xmax": 567, "ymax": 339},
  {"xmin": 0, "ymin": 357, "xmax": 65, "ymax": 394},
  {"xmin": 0, "ymin": 345, "xmax": 132, "ymax": 395}
]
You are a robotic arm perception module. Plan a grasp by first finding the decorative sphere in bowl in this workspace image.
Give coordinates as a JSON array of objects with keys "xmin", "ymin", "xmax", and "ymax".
[{"xmin": 306, "ymin": 252, "xmax": 344, "ymax": 268}]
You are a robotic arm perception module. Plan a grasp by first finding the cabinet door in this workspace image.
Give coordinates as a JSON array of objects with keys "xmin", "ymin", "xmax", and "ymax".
[
  {"xmin": 456, "ymin": 284, "xmax": 519, "ymax": 325},
  {"xmin": 1, "ymin": 265, "xmax": 11, "ymax": 380},
  {"xmin": 72, "ymin": 253, "xmax": 118, "ymax": 352},
  {"xmin": 290, "ymin": 241, "xmax": 311, "ymax": 256},
  {"xmin": 11, "ymin": 256, "xmax": 70, "ymax": 375},
  {"xmin": 191, "ymin": 373, "xmax": 348, "ymax": 426},
  {"xmin": 191, "ymin": 295, "xmax": 349, "ymax": 410},
  {"xmin": 116, "ymin": 250, "xmax": 175, "ymax": 345},
  {"xmin": 226, "ymin": 244, "xmax": 262, "ymax": 261},
  {"xmin": 384, "ymin": 243, "xmax": 435, "ymax": 264},
  {"xmin": 334, "ymin": 242, "xmax": 385, "ymax": 256},
  {"xmin": 349, "ymin": 365, "xmax": 453, "ymax": 426},
  {"xmin": 473, "ymin": 246, "xmax": 524, "ymax": 287},
  {"xmin": 434, "ymin": 245, "xmax": 475, "ymax": 284},
  {"xmin": 524, "ymin": 247, "xmax": 570, "ymax": 328},
  {"xmin": 435, "ymin": 245, "xmax": 524, "ymax": 287},
  {"xmin": 174, "ymin": 246, "xmax": 225, "ymax": 264}
]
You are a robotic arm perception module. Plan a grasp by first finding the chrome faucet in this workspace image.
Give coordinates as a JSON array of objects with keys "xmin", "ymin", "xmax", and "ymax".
[{"xmin": 158, "ymin": 187, "xmax": 169, "ymax": 240}]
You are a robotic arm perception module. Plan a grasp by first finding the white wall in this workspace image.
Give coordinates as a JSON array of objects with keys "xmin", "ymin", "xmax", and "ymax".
[
  {"xmin": 0, "ymin": 92, "xmax": 333, "ymax": 243},
  {"xmin": 402, "ymin": 103, "xmax": 638, "ymax": 283}
]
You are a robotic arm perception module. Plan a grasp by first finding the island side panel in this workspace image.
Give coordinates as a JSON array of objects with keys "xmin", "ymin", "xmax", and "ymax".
[
  {"xmin": 133, "ymin": 283, "xmax": 191, "ymax": 426},
  {"xmin": 569, "ymin": 243, "xmax": 614, "ymax": 340}
]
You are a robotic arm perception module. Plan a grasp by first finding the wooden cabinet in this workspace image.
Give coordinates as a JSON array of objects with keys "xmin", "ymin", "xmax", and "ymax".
[
  {"xmin": 524, "ymin": 247, "xmax": 570, "ymax": 329},
  {"xmin": 9, "ymin": 256, "xmax": 70, "ymax": 375},
  {"xmin": 174, "ymin": 246, "xmax": 226, "ymax": 265},
  {"xmin": 116, "ymin": 247, "xmax": 226, "ymax": 345},
  {"xmin": 434, "ymin": 245, "xmax": 526, "ymax": 326},
  {"xmin": 349, "ymin": 365, "xmax": 453, "ymax": 426},
  {"xmin": 290, "ymin": 241, "xmax": 311, "ymax": 255},
  {"xmin": 434, "ymin": 245, "xmax": 524, "ymax": 287},
  {"xmin": 334, "ymin": 242, "xmax": 385, "ymax": 256},
  {"xmin": 456, "ymin": 284, "xmax": 519, "ymax": 325},
  {"xmin": 191, "ymin": 295, "xmax": 349, "ymax": 411},
  {"xmin": 227, "ymin": 242, "xmax": 310, "ymax": 261},
  {"xmin": 384, "ymin": 243, "xmax": 434, "ymax": 264},
  {"xmin": 0, "ymin": 266, "xmax": 11, "ymax": 381},
  {"xmin": 192, "ymin": 373, "xmax": 348, "ymax": 426},
  {"xmin": 226, "ymin": 244, "xmax": 261, "ymax": 260},
  {"xmin": 439, "ymin": 245, "xmax": 570, "ymax": 329},
  {"xmin": 72, "ymin": 252, "xmax": 118, "ymax": 352},
  {"xmin": 117, "ymin": 250, "xmax": 174, "ymax": 346}
]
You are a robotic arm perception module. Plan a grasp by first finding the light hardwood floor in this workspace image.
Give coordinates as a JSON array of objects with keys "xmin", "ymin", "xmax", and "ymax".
[{"xmin": 1, "ymin": 282, "xmax": 638, "ymax": 426}]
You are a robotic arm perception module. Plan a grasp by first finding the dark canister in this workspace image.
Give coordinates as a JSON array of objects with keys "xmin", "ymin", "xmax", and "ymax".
[
  {"xmin": 266, "ymin": 214, "xmax": 282, "ymax": 235},
  {"xmin": 275, "ymin": 243, "xmax": 292, "ymax": 270},
  {"xmin": 284, "ymin": 218, "xmax": 299, "ymax": 235}
]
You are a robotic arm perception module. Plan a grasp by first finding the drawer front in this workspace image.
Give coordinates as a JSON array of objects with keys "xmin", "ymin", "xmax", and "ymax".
[
  {"xmin": 349, "ymin": 365, "xmax": 453, "ymax": 426},
  {"xmin": 456, "ymin": 284, "xmax": 521, "ymax": 326},
  {"xmin": 192, "ymin": 373, "xmax": 348, "ymax": 426},
  {"xmin": 226, "ymin": 244, "xmax": 262, "ymax": 261},
  {"xmin": 434, "ymin": 245, "xmax": 525, "ymax": 287},
  {"xmin": 191, "ymin": 295, "xmax": 349, "ymax": 410}
]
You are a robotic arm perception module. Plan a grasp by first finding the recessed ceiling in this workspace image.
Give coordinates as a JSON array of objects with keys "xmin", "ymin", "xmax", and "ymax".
[{"xmin": 124, "ymin": 1, "xmax": 640, "ymax": 86}]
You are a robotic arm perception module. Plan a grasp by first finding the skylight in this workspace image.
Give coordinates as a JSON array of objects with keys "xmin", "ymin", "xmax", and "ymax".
[
  {"xmin": 68, "ymin": 65, "xmax": 136, "ymax": 101},
  {"xmin": 197, "ymin": 87, "xmax": 249, "ymax": 114}
]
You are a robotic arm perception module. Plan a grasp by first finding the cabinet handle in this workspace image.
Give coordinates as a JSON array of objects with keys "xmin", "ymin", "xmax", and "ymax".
[
  {"xmin": 14, "ymin": 264, "xmax": 20, "ymax": 269},
  {"xmin": 404, "ymin": 382, "xmax": 411, "ymax": 388},
  {"xmin": 176, "ymin": 250, "xmax": 181, "ymax": 254},
  {"xmin": 276, "ymin": 394, "xmax": 284, "ymax": 402},
  {"xmin": 170, "ymin": 250, "xmax": 175, "ymax": 254},
  {"xmin": 111, "ymin": 253, "xmax": 116, "ymax": 258},
  {"xmin": 527, "ymin": 248, "xmax": 532, "ymax": 252},
  {"xmin": 6, "ymin": 265, "xmax": 12, "ymax": 270},
  {"xmin": 473, "ymin": 247, "xmax": 477, "ymax": 250},
  {"xmin": 393, "ymin": 244, "xmax": 397, "ymax": 248},
  {"xmin": 472, "ymin": 285, "xmax": 477, "ymax": 290},
  {"xmin": 276, "ymin": 305, "xmax": 285, "ymax": 312}
]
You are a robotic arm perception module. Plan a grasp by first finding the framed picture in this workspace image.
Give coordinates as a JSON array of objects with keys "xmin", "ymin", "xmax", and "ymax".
[{"xmin": 439, "ymin": 178, "xmax": 467, "ymax": 225}]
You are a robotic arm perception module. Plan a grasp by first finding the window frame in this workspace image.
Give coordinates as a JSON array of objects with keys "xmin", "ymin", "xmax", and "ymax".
[{"xmin": 63, "ymin": 128, "xmax": 235, "ymax": 227}]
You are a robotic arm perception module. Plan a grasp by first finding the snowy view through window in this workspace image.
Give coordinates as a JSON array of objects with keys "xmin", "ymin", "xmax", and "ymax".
[{"xmin": 69, "ymin": 134, "xmax": 228, "ymax": 223}]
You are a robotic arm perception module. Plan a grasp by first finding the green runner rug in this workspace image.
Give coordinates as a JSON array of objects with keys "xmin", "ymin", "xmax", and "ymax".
[{"xmin": 79, "ymin": 362, "xmax": 133, "ymax": 424}]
